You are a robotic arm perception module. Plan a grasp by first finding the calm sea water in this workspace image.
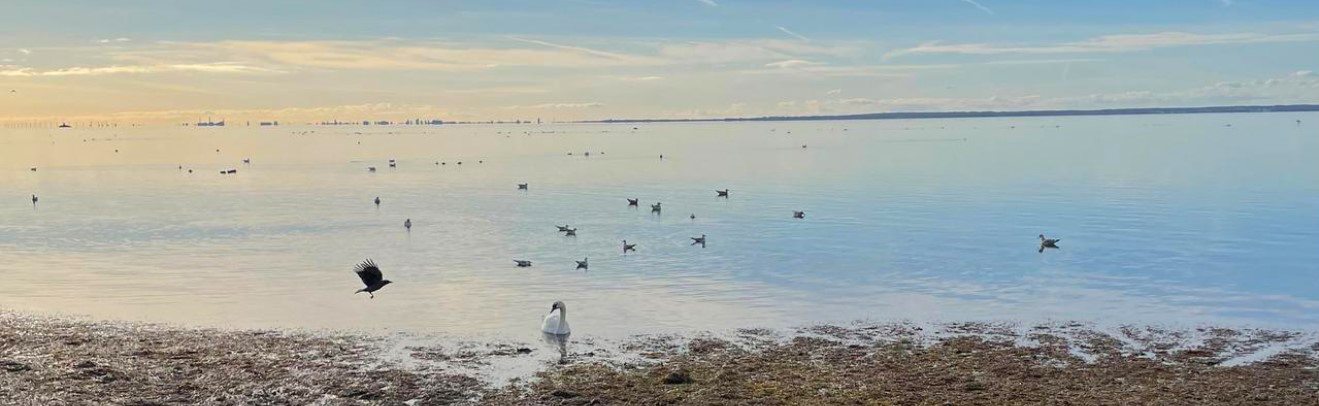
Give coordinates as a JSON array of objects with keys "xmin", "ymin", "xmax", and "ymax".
[{"xmin": 2, "ymin": 113, "xmax": 1316, "ymax": 337}]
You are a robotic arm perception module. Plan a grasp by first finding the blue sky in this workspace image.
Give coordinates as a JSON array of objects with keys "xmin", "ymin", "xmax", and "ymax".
[{"xmin": 1, "ymin": 0, "xmax": 1316, "ymax": 122}]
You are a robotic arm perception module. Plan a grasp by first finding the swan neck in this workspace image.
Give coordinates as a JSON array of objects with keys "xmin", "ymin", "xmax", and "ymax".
[{"xmin": 557, "ymin": 308, "xmax": 567, "ymax": 331}]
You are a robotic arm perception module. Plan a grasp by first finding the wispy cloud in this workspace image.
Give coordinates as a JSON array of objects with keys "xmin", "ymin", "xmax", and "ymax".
[
  {"xmin": 695, "ymin": 0, "xmax": 719, "ymax": 7},
  {"xmin": 18, "ymin": 49, "xmax": 32, "ymax": 55},
  {"xmin": 885, "ymin": 31, "xmax": 1319, "ymax": 59},
  {"xmin": 504, "ymin": 102, "xmax": 605, "ymax": 109},
  {"xmin": 826, "ymin": 89, "xmax": 842, "ymax": 95},
  {"xmin": 960, "ymin": 0, "xmax": 995, "ymax": 15},
  {"xmin": 765, "ymin": 59, "xmax": 821, "ymax": 68},
  {"xmin": 96, "ymin": 38, "xmax": 132, "ymax": 44},
  {"xmin": 0, "ymin": 63, "xmax": 281, "ymax": 77},
  {"xmin": 775, "ymin": 26, "xmax": 810, "ymax": 41}
]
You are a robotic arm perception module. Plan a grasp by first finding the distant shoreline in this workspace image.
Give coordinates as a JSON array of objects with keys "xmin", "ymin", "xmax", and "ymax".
[{"xmin": 581, "ymin": 104, "xmax": 1319, "ymax": 124}]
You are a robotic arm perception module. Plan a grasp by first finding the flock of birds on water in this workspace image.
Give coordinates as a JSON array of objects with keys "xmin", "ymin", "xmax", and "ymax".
[{"xmin": 21, "ymin": 131, "xmax": 1081, "ymax": 341}]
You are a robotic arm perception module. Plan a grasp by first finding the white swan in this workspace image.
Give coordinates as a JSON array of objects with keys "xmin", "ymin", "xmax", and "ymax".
[{"xmin": 541, "ymin": 301, "xmax": 571, "ymax": 335}]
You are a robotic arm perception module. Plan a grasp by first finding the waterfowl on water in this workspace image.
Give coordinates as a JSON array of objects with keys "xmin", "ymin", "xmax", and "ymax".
[
  {"xmin": 514, "ymin": 260, "xmax": 533, "ymax": 267},
  {"xmin": 623, "ymin": 240, "xmax": 636, "ymax": 253},
  {"xmin": 575, "ymin": 258, "xmax": 588, "ymax": 270},
  {"xmin": 716, "ymin": 189, "xmax": 729, "ymax": 197},
  {"xmin": 691, "ymin": 234, "xmax": 706, "ymax": 246},
  {"xmin": 404, "ymin": 218, "xmax": 411, "ymax": 231},
  {"xmin": 352, "ymin": 259, "xmax": 393, "ymax": 299},
  {"xmin": 793, "ymin": 211, "xmax": 805, "ymax": 219},
  {"xmin": 541, "ymin": 301, "xmax": 571, "ymax": 335},
  {"xmin": 627, "ymin": 198, "xmax": 639, "ymax": 206},
  {"xmin": 564, "ymin": 228, "xmax": 577, "ymax": 236},
  {"xmin": 1039, "ymin": 234, "xmax": 1061, "ymax": 253},
  {"xmin": 556, "ymin": 225, "xmax": 572, "ymax": 232},
  {"xmin": 518, "ymin": 183, "xmax": 528, "ymax": 190},
  {"xmin": 374, "ymin": 197, "xmax": 381, "ymax": 206},
  {"xmin": 651, "ymin": 202, "xmax": 661, "ymax": 212}
]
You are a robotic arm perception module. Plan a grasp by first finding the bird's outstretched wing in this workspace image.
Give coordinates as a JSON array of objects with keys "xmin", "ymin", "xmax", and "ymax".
[{"xmin": 354, "ymin": 259, "xmax": 383, "ymax": 286}]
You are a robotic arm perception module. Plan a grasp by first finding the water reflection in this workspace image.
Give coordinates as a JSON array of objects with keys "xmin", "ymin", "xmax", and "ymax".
[{"xmin": 1, "ymin": 113, "xmax": 1316, "ymax": 336}]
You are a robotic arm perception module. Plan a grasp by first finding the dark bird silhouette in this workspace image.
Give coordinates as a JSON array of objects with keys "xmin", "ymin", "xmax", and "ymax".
[
  {"xmin": 564, "ymin": 228, "xmax": 577, "ymax": 236},
  {"xmin": 623, "ymin": 240, "xmax": 636, "ymax": 254},
  {"xmin": 556, "ymin": 225, "xmax": 572, "ymax": 232},
  {"xmin": 388, "ymin": 159, "xmax": 397, "ymax": 168},
  {"xmin": 29, "ymin": 167, "xmax": 36, "ymax": 172},
  {"xmin": 353, "ymin": 259, "xmax": 393, "ymax": 298},
  {"xmin": 31, "ymin": 194, "xmax": 38, "ymax": 205},
  {"xmin": 691, "ymin": 234, "xmax": 706, "ymax": 247},
  {"xmin": 374, "ymin": 197, "xmax": 381, "ymax": 206},
  {"xmin": 515, "ymin": 260, "xmax": 533, "ymax": 267},
  {"xmin": 716, "ymin": 189, "xmax": 729, "ymax": 197},
  {"xmin": 690, "ymin": 213, "xmax": 696, "ymax": 220},
  {"xmin": 627, "ymin": 198, "xmax": 639, "ymax": 206},
  {"xmin": 651, "ymin": 202, "xmax": 661, "ymax": 213},
  {"xmin": 368, "ymin": 166, "xmax": 377, "ymax": 172},
  {"xmin": 404, "ymin": 218, "xmax": 411, "ymax": 231},
  {"xmin": 242, "ymin": 158, "xmax": 251, "ymax": 164},
  {"xmin": 518, "ymin": 183, "xmax": 528, "ymax": 190},
  {"xmin": 1038, "ymin": 234, "xmax": 1061, "ymax": 253},
  {"xmin": 793, "ymin": 211, "xmax": 805, "ymax": 219},
  {"xmin": 575, "ymin": 257, "xmax": 589, "ymax": 270}
]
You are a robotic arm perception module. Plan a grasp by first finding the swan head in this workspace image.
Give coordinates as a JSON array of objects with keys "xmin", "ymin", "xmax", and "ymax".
[{"xmin": 550, "ymin": 301, "xmax": 566, "ymax": 313}]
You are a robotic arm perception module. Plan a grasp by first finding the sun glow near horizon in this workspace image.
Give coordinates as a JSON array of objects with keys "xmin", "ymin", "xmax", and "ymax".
[{"xmin": 1, "ymin": 0, "xmax": 1316, "ymax": 125}]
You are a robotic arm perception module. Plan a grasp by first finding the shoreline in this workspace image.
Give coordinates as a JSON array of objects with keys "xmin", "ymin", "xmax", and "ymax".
[{"xmin": 2, "ymin": 312, "xmax": 1316, "ymax": 405}]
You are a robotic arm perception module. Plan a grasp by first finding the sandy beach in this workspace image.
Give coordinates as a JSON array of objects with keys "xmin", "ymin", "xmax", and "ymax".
[{"xmin": 3, "ymin": 311, "xmax": 1316, "ymax": 405}]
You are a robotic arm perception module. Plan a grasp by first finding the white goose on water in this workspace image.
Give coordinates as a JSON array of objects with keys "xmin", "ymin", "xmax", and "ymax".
[{"xmin": 541, "ymin": 301, "xmax": 571, "ymax": 335}]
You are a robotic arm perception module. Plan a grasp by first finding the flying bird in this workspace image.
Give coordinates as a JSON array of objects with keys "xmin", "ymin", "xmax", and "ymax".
[
  {"xmin": 541, "ymin": 301, "xmax": 571, "ymax": 335},
  {"xmin": 1039, "ymin": 234, "xmax": 1061, "ymax": 253},
  {"xmin": 352, "ymin": 259, "xmax": 393, "ymax": 299},
  {"xmin": 514, "ymin": 260, "xmax": 533, "ymax": 267},
  {"xmin": 374, "ymin": 197, "xmax": 381, "ymax": 206},
  {"xmin": 31, "ymin": 194, "xmax": 38, "ymax": 205},
  {"xmin": 623, "ymin": 240, "xmax": 636, "ymax": 254},
  {"xmin": 518, "ymin": 183, "xmax": 528, "ymax": 190}
]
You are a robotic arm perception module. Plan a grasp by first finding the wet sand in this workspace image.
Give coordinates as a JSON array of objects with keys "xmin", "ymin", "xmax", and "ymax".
[{"xmin": 3, "ymin": 312, "xmax": 1316, "ymax": 405}]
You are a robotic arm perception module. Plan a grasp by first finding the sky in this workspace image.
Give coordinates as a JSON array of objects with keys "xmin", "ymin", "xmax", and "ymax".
[{"xmin": 0, "ymin": 0, "xmax": 1316, "ymax": 124}]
